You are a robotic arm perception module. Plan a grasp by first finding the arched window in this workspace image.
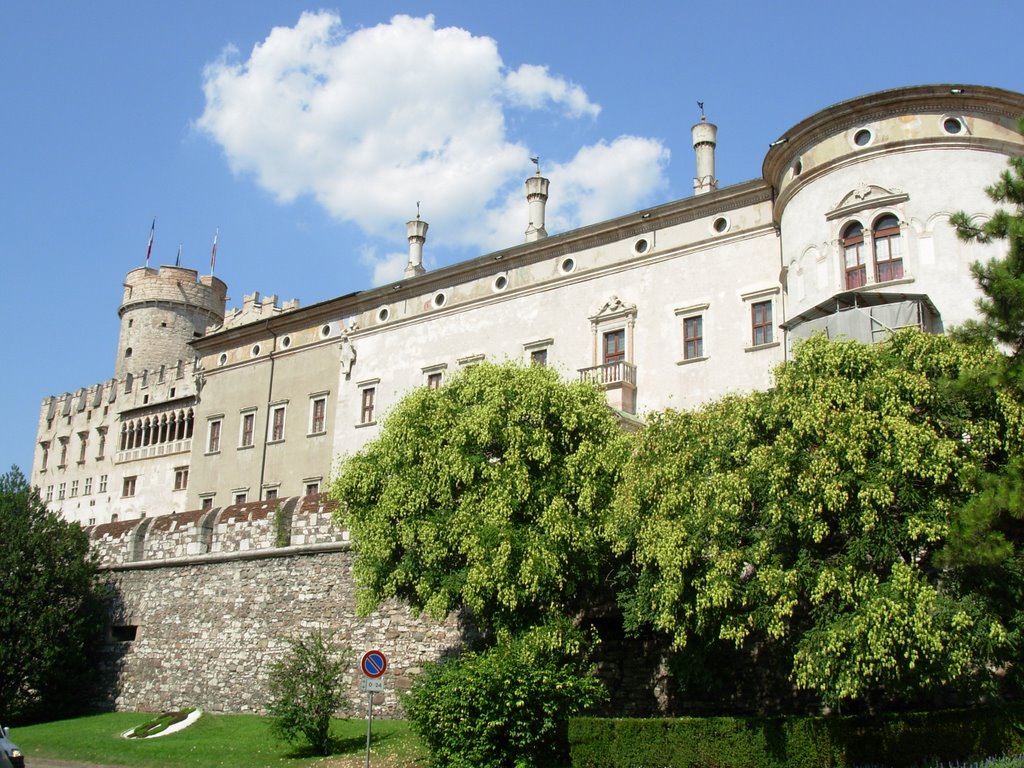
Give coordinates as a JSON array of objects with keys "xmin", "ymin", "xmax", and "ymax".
[
  {"xmin": 873, "ymin": 214, "xmax": 903, "ymax": 282},
  {"xmin": 842, "ymin": 221, "xmax": 866, "ymax": 289}
]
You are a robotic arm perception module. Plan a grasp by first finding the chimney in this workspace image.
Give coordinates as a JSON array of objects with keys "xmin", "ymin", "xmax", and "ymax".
[
  {"xmin": 405, "ymin": 209, "xmax": 428, "ymax": 278},
  {"xmin": 692, "ymin": 114, "xmax": 718, "ymax": 196},
  {"xmin": 525, "ymin": 169, "xmax": 550, "ymax": 242}
]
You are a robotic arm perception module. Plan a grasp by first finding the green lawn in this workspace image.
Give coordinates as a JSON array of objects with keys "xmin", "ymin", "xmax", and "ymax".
[{"xmin": 8, "ymin": 711, "xmax": 425, "ymax": 768}]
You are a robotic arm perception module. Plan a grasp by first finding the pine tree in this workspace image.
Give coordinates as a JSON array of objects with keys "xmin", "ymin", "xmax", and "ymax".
[{"xmin": 943, "ymin": 116, "xmax": 1024, "ymax": 698}]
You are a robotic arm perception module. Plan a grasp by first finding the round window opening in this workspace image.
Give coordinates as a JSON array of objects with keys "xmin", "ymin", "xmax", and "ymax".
[
  {"xmin": 377, "ymin": 307, "xmax": 390, "ymax": 322},
  {"xmin": 251, "ymin": 344, "xmax": 261, "ymax": 357},
  {"xmin": 634, "ymin": 238, "xmax": 649, "ymax": 255},
  {"xmin": 854, "ymin": 129, "xmax": 872, "ymax": 147},
  {"xmin": 433, "ymin": 292, "xmax": 446, "ymax": 308},
  {"xmin": 792, "ymin": 159, "xmax": 803, "ymax": 176},
  {"xmin": 281, "ymin": 336, "xmax": 291, "ymax": 349},
  {"xmin": 321, "ymin": 324, "xmax": 332, "ymax": 338},
  {"xmin": 713, "ymin": 217, "xmax": 729, "ymax": 234},
  {"xmin": 493, "ymin": 275, "xmax": 508, "ymax": 291},
  {"xmin": 218, "ymin": 353, "xmax": 227, "ymax": 366},
  {"xmin": 943, "ymin": 117, "xmax": 963, "ymax": 134},
  {"xmin": 561, "ymin": 257, "xmax": 575, "ymax": 273}
]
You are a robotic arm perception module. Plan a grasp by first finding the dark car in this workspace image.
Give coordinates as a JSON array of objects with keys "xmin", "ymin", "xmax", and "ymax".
[{"xmin": 0, "ymin": 726, "xmax": 24, "ymax": 768}]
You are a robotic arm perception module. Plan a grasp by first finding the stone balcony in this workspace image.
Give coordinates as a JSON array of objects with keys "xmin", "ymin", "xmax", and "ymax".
[{"xmin": 579, "ymin": 361, "xmax": 637, "ymax": 414}]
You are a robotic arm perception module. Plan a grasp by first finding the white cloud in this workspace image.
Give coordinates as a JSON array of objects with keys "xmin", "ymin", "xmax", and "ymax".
[
  {"xmin": 358, "ymin": 244, "xmax": 408, "ymax": 287},
  {"xmin": 197, "ymin": 12, "xmax": 669, "ymax": 263},
  {"xmin": 503, "ymin": 64, "xmax": 600, "ymax": 118}
]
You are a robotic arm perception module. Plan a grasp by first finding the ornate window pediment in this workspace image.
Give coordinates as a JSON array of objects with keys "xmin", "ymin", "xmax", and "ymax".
[
  {"xmin": 826, "ymin": 184, "xmax": 909, "ymax": 221},
  {"xmin": 588, "ymin": 295, "xmax": 637, "ymax": 324}
]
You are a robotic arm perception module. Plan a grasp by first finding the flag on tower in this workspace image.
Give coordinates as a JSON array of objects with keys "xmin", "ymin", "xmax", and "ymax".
[
  {"xmin": 145, "ymin": 218, "xmax": 155, "ymax": 266},
  {"xmin": 210, "ymin": 228, "xmax": 218, "ymax": 274}
]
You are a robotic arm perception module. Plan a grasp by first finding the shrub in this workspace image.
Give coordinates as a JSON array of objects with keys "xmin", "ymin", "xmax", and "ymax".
[
  {"xmin": 568, "ymin": 704, "xmax": 1024, "ymax": 767},
  {"xmin": 403, "ymin": 621, "xmax": 607, "ymax": 768},
  {"xmin": 266, "ymin": 631, "xmax": 348, "ymax": 755}
]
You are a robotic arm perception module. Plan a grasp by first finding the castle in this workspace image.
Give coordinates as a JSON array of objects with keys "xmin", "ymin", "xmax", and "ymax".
[{"xmin": 27, "ymin": 84, "xmax": 1024, "ymax": 715}]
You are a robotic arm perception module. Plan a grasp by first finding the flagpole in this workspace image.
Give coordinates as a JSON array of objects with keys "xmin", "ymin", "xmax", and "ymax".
[
  {"xmin": 145, "ymin": 217, "xmax": 155, "ymax": 267},
  {"xmin": 210, "ymin": 228, "xmax": 218, "ymax": 275}
]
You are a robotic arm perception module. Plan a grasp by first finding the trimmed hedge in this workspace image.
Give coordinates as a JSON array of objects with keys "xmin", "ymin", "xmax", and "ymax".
[{"xmin": 569, "ymin": 705, "xmax": 1024, "ymax": 767}]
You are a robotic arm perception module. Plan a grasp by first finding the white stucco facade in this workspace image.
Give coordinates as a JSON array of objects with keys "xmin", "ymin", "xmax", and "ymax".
[{"xmin": 32, "ymin": 84, "xmax": 1024, "ymax": 526}]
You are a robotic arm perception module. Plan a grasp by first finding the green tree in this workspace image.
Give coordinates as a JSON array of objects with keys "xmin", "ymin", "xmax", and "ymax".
[
  {"xmin": 945, "ymin": 116, "xmax": 1024, "ymax": 687},
  {"xmin": 609, "ymin": 333, "xmax": 1020, "ymax": 709},
  {"xmin": 0, "ymin": 466, "xmax": 106, "ymax": 722},
  {"xmin": 266, "ymin": 631, "xmax": 348, "ymax": 756},
  {"xmin": 403, "ymin": 620, "xmax": 607, "ymax": 768},
  {"xmin": 331, "ymin": 361, "xmax": 624, "ymax": 635}
]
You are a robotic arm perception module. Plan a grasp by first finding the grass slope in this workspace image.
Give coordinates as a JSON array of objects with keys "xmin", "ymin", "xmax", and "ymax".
[{"xmin": 9, "ymin": 712, "xmax": 425, "ymax": 768}]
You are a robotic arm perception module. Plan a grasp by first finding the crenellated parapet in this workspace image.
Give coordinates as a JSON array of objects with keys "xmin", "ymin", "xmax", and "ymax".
[
  {"xmin": 222, "ymin": 291, "xmax": 300, "ymax": 330},
  {"xmin": 87, "ymin": 494, "xmax": 345, "ymax": 567}
]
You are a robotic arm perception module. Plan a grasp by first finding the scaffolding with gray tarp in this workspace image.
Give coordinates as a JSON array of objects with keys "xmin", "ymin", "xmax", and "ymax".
[{"xmin": 783, "ymin": 291, "xmax": 942, "ymax": 352}]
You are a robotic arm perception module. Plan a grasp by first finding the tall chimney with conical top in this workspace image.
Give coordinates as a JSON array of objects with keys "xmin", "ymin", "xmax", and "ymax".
[
  {"xmin": 525, "ymin": 160, "xmax": 550, "ymax": 242},
  {"xmin": 405, "ymin": 206, "xmax": 428, "ymax": 278},
  {"xmin": 692, "ymin": 108, "xmax": 718, "ymax": 196}
]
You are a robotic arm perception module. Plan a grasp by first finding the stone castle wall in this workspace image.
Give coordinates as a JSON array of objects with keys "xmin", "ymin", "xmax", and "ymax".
[
  {"xmin": 102, "ymin": 549, "xmax": 465, "ymax": 716},
  {"xmin": 93, "ymin": 496, "xmax": 466, "ymax": 716}
]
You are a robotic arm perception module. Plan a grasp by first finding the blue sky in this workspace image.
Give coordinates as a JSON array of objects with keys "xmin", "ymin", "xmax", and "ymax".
[{"xmin": 2, "ymin": 0, "xmax": 1022, "ymax": 476}]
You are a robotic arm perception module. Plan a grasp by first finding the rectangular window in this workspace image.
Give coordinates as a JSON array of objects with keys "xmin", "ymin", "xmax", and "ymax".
[
  {"xmin": 234, "ymin": 492, "xmax": 247, "ymax": 505},
  {"xmin": 530, "ymin": 348, "xmax": 548, "ymax": 367},
  {"xmin": 99, "ymin": 474, "xmax": 108, "ymax": 493},
  {"xmin": 360, "ymin": 387, "xmax": 376, "ymax": 424},
  {"xmin": 70, "ymin": 480, "xmax": 78, "ymax": 497},
  {"xmin": 305, "ymin": 481, "xmax": 320, "ymax": 496},
  {"xmin": 46, "ymin": 485, "xmax": 53, "ymax": 502},
  {"xmin": 58, "ymin": 482, "xmax": 66, "ymax": 500},
  {"xmin": 265, "ymin": 488, "xmax": 278, "ymax": 501},
  {"xmin": 751, "ymin": 301, "xmax": 773, "ymax": 346},
  {"xmin": 603, "ymin": 329, "xmax": 626, "ymax": 365},
  {"xmin": 78, "ymin": 434, "xmax": 88, "ymax": 463},
  {"xmin": 240, "ymin": 412, "xmax": 255, "ymax": 447},
  {"xmin": 683, "ymin": 316, "xmax": 704, "ymax": 360},
  {"xmin": 40, "ymin": 442, "xmax": 49, "ymax": 471},
  {"xmin": 84, "ymin": 477, "xmax": 92, "ymax": 495},
  {"xmin": 270, "ymin": 405, "xmax": 286, "ymax": 442},
  {"xmin": 174, "ymin": 467, "xmax": 189, "ymax": 491},
  {"xmin": 208, "ymin": 419, "xmax": 222, "ymax": 453},
  {"xmin": 874, "ymin": 233, "xmax": 904, "ymax": 282},
  {"xmin": 426, "ymin": 371, "xmax": 443, "ymax": 389},
  {"xmin": 96, "ymin": 430, "xmax": 106, "ymax": 460},
  {"xmin": 201, "ymin": 496, "xmax": 214, "ymax": 510},
  {"xmin": 122, "ymin": 476, "xmax": 137, "ymax": 497},
  {"xmin": 310, "ymin": 397, "xmax": 326, "ymax": 434},
  {"xmin": 58, "ymin": 439, "xmax": 68, "ymax": 468},
  {"xmin": 844, "ymin": 242, "xmax": 867, "ymax": 289}
]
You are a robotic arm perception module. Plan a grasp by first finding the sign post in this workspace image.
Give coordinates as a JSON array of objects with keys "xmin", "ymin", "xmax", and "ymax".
[{"xmin": 360, "ymin": 649, "xmax": 388, "ymax": 768}]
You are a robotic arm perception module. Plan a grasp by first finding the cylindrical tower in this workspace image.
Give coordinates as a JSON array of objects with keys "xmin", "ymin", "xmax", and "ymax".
[
  {"xmin": 525, "ymin": 173, "xmax": 550, "ymax": 242},
  {"xmin": 115, "ymin": 266, "xmax": 228, "ymax": 379},
  {"xmin": 692, "ymin": 116, "xmax": 718, "ymax": 195},
  {"xmin": 405, "ymin": 215, "xmax": 429, "ymax": 278}
]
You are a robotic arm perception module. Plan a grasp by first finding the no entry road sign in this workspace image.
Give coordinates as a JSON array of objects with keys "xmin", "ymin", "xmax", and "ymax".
[{"xmin": 361, "ymin": 649, "xmax": 388, "ymax": 678}]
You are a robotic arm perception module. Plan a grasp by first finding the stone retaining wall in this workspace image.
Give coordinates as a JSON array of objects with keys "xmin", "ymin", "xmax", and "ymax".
[{"xmin": 100, "ymin": 546, "xmax": 465, "ymax": 717}]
